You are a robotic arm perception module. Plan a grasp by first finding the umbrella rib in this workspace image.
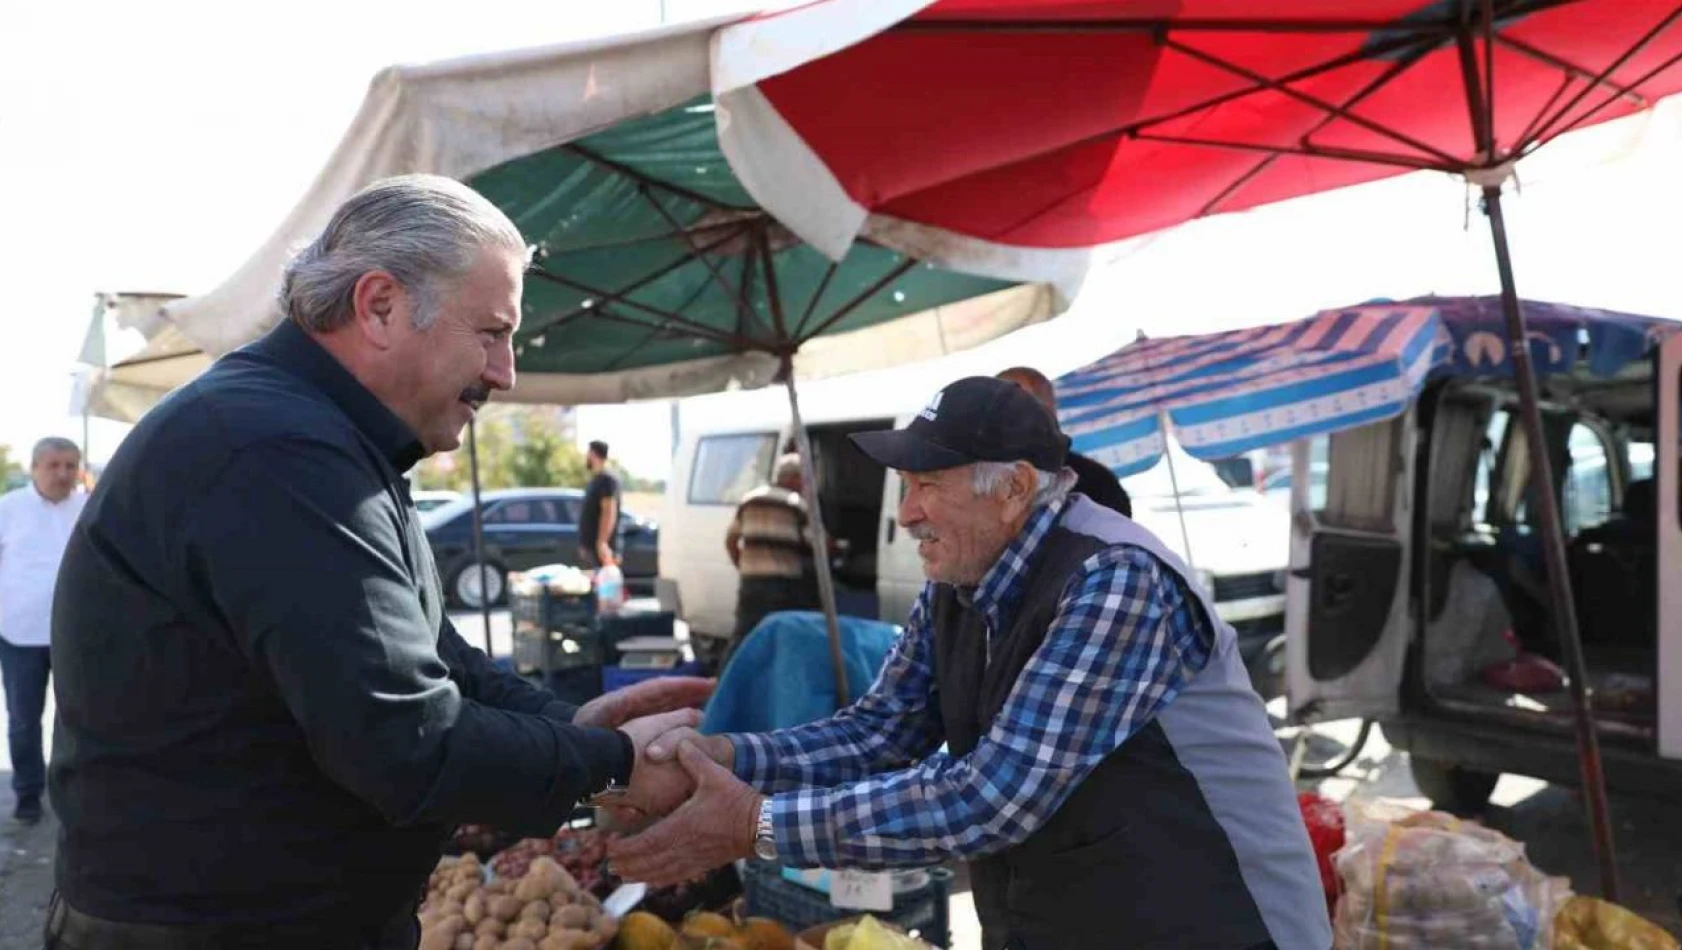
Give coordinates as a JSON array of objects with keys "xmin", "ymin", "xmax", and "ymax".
[
  {"xmin": 1160, "ymin": 35, "xmax": 1463, "ymax": 167},
  {"xmin": 1131, "ymin": 131, "xmax": 1453, "ymax": 172},
  {"xmin": 1495, "ymin": 34, "xmax": 1647, "ymax": 109},
  {"xmin": 522, "ymin": 228, "xmax": 741, "ymax": 338},
  {"xmin": 531, "ymin": 270, "xmax": 745, "ymax": 345},
  {"xmin": 561, "ymin": 143, "xmax": 748, "ymax": 212},
  {"xmin": 1453, "ymin": 8, "xmax": 1495, "ymax": 159},
  {"xmin": 758, "ymin": 225, "xmax": 791, "ymax": 346},
  {"xmin": 893, "ymin": 17, "xmax": 1455, "ymax": 35},
  {"xmin": 637, "ymin": 185, "xmax": 774, "ymax": 339},
  {"xmin": 1520, "ymin": 3, "xmax": 1682, "ymax": 149},
  {"xmin": 1525, "ymin": 21, "xmax": 1682, "ymax": 150},
  {"xmin": 1515, "ymin": 72, "xmax": 1578, "ymax": 147},
  {"xmin": 590, "ymin": 305, "xmax": 742, "ymax": 348},
  {"xmin": 1206, "ymin": 48, "xmax": 1432, "ymax": 217},
  {"xmin": 792, "ymin": 260, "xmax": 842, "ymax": 340},
  {"xmin": 797, "ymin": 258, "xmax": 919, "ymax": 346}
]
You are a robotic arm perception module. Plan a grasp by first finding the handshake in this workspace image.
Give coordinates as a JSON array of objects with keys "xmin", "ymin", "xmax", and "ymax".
[{"xmin": 577, "ymin": 684, "xmax": 765, "ymax": 887}]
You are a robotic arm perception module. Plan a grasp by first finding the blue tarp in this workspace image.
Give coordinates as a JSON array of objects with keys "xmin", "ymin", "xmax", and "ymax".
[
  {"xmin": 700, "ymin": 611, "xmax": 901, "ymax": 734},
  {"xmin": 1057, "ymin": 295, "xmax": 1679, "ymax": 477}
]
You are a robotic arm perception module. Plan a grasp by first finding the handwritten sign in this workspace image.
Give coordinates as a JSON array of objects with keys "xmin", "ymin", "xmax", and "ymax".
[{"xmin": 829, "ymin": 869, "xmax": 893, "ymax": 912}]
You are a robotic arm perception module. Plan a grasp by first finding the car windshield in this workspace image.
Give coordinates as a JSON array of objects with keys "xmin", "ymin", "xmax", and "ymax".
[{"xmin": 1120, "ymin": 445, "xmax": 1233, "ymax": 499}]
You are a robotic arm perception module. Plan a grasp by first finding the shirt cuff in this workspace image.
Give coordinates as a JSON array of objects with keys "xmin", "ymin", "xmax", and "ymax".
[
  {"xmin": 770, "ymin": 788, "xmax": 842, "ymax": 868},
  {"xmin": 574, "ymin": 725, "xmax": 632, "ymax": 795},
  {"xmin": 726, "ymin": 733, "xmax": 777, "ymax": 787},
  {"xmin": 538, "ymin": 700, "xmax": 578, "ymax": 723}
]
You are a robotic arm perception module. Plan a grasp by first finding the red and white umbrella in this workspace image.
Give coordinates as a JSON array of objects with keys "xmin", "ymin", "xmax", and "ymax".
[{"xmin": 715, "ymin": 1, "xmax": 1682, "ymax": 280}]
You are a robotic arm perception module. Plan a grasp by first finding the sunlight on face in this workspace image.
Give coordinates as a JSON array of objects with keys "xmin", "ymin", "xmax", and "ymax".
[{"xmin": 897, "ymin": 465, "xmax": 1019, "ymax": 585}]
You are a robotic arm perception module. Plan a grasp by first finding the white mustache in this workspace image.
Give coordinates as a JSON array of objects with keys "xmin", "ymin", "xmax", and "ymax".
[{"xmin": 905, "ymin": 523, "xmax": 937, "ymax": 542}]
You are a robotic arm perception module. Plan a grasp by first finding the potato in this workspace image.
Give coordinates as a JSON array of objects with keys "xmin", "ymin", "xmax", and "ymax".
[
  {"xmin": 438, "ymin": 915, "xmax": 467, "ymax": 940},
  {"xmin": 551, "ymin": 905, "xmax": 591, "ymax": 931},
  {"xmin": 501, "ymin": 939, "xmax": 538, "ymax": 950},
  {"xmin": 464, "ymin": 892, "xmax": 486, "ymax": 925},
  {"xmin": 490, "ymin": 895, "xmax": 524, "ymax": 922},
  {"xmin": 487, "ymin": 879, "xmax": 515, "ymax": 895},
  {"xmin": 475, "ymin": 917, "xmax": 507, "ymax": 939},
  {"xmin": 418, "ymin": 932, "xmax": 454, "ymax": 950},
  {"xmin": 519, "ymin": 901, "xmax": 550, "ymax": 922},
  {"xmin": 511, "ymin": 918, "xmax": 549, "ymax": 941},
  {"xmin": 592, "ymin": 916, "xmax": 618, "ymax": 943},
  {"xmin": 448, "ymin": 882, "xmax": 477, "ymax": 902},
  {"xmin": 540, "ymin": 932, "xmax": 598, "ymax": 950},
  {"xmin": 454, "ymin": 934, "xmax": 475, "ymax": 950},
  {"xmin": 473, "ymin": 938, "xmax": 499, "ymax": 950}
]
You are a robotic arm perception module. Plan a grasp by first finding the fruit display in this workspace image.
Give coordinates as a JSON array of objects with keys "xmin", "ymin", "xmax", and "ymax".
[
  {"xmin": 613, "ymin": 909, "xmax": 796, "ymax": 950},
  {"xmin": 820, "ymin": 916, "xmax": 931, "ymax": 950},
  {"xmin": 419, "ymin": 852, "xmax": 619, "ymax": 950}
]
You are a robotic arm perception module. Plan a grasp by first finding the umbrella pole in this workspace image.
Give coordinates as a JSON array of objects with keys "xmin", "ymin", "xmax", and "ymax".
[
  {"xmin": 780, "ymin": 360, "xmax": 850, "ymax": 708},
  {"xmin": 1481, "ymin": 183, "xmax": 1620, "ymax": 901},
  {"xmin": 467, "ymin": 417, "xmax": 494, "ymax": 656},
  {"xmin": 1158, "ymin": 410, "xmax": 1197, "ymax": 572}
]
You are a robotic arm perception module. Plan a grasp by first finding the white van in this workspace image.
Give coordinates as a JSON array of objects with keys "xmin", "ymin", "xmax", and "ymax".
[
  {"xmin": 1285, "ymin": 333, "xmax": 1682, "ymax": 808},
  {"xmin": 661, "ymin": 397, "xmax": 1292, "ymax": 676}
]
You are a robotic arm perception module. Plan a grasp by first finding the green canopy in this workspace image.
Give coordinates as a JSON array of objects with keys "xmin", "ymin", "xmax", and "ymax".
[{"xmin": 469, "ymin": 98, "xmax": 1024, "ymax": 386}]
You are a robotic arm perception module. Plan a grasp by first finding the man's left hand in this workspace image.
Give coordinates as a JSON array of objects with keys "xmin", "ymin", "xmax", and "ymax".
[
  {"xmin": 573, "ymin": 676, "xmax": 715, "ymax": 729},
  {"xmin": 606, "ymin": 742, "xmax": 762, "ymax": 886}
]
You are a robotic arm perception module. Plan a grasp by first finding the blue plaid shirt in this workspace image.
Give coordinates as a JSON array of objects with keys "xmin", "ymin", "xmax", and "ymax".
[{"xmin": 726, "ymin": 498, "xmax": 1216, "ymax": 869}]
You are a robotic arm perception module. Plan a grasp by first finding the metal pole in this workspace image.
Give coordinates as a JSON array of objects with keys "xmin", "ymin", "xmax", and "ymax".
[
  {"xmin": 467, "ymin": 417, "xmax": 494, "ymax": 656},
  {"xmin": 781, "ymin": 360, "xmax": 850, "ymax": 707},
  {"xmin": 1158, "ymin": 412, "xmax": 1197, "ymax": 572},
  {"xmin": 1481, "ymin": 183, "xmax": 1619, "ymax": 901}
]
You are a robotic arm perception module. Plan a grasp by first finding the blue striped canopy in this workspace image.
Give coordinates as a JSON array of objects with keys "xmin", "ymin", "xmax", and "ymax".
[{"xmin": 1057, "ymin": 296, "xmax": 1680, "ymax": 477}]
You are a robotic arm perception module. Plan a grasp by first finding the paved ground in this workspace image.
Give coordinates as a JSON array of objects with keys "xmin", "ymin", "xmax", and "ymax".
[{"xmin": 6, "ymin": 619, "xmax": 1677, "ymax": 949}]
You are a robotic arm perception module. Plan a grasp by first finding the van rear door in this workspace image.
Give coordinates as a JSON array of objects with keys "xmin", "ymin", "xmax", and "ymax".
[{"xmin": 1286, "ymin": 415, "xmax": 1415, "ymax": 722}]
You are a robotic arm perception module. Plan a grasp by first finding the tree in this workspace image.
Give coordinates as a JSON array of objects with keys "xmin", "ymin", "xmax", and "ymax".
[
  {"xmin": 509, "ymin": 416, "xmax": 587, "ymax": 488},
  {"xmin": 0, "ymin": 444, "xmax": 23, "ymax": 489}
]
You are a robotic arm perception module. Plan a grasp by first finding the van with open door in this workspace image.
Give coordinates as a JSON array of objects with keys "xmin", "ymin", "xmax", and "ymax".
[
  {"xmin": 1286, "ymin": 330, "xmax": 1682, "ymax": 810},
  {"xmin": 663, "ymin": 398, "xmax": 1292, "ymax": 672}
]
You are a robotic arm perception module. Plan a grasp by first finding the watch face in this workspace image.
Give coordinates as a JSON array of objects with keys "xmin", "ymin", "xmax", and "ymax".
[{"xmin": 754, "ymin": 838, "xmax": 777, "ymax": 861}]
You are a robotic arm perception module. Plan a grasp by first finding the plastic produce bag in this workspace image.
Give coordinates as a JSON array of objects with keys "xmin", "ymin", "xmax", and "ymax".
[
  {"xmin": 1333, "ymin": 801, "xmax": 1572, "ymax": 950},
  {"xmin": 1299, "ymin": 792, "xmax": 1347, "ymax": 917},
  {"xmin": 1554, "ymin": 896, "xmax": 1680, "ymax": 950}
]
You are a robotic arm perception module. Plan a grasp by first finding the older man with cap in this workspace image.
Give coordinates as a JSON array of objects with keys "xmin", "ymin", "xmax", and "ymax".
[{"xmin": 606, "ymin": 377, "xmax": 1330, "ymax": 950}]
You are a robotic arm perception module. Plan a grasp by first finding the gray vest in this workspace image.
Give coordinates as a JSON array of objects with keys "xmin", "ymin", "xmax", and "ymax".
[{"xmin": 931, "ymin": 496, "xmax": 1331, "ymax": 950}]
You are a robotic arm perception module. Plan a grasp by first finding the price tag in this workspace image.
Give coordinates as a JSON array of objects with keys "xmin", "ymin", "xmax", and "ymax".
[{"xmin": 829, "ymin": 869, "xmax": 893, "ymax": 912}]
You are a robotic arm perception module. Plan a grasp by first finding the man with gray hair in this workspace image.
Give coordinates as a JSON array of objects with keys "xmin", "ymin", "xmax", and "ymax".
[
  {"xmin": 604, "ymin": 377, "xmax": 1329, "ymax": 950},
  {"xmin": 721, "ymin": 452, "xmax": 820, "ymax": 667},
  {"xmin": 48, "ymin": 175, "xmax": 710, "ymax": 948},
  {"xmin": 0, "ymin": 436, "xmax": 84, "ymax": 825}
]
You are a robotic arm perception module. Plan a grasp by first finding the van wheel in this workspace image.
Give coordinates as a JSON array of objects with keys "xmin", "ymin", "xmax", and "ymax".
[
  {"xmin": 450, "ymin": 559, "xmax": 506, "ymax": 609},
  {"xmin": 1409, "ymin": 756, "xmax": 1498, "ymax": 814}
]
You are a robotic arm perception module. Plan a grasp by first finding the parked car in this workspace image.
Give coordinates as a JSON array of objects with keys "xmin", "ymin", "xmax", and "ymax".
[
  {"xmin": 412, "ymin": 489, "xmax": 464, "ymax": 512},
  {"xmin": 422, "ymin": 487, "xmax": 659, "ymax": 608}
]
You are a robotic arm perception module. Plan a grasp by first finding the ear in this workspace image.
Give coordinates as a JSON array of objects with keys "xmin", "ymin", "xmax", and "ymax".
[
  {"xmin": 348, "ymin": 270, "xmax": 407, "ymax": 350},
  {"xmin": 1002, "ymin": 462, "xmax": 1037, "ymax": 519}
]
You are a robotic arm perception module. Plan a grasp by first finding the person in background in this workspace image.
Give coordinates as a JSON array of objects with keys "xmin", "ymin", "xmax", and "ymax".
[
  {"xmin": 607, "ymin": 378, "xmax": 1328, "ymax": 950},
  {"xmin": 47, "ymin": 175, "xmax": 709, "ymax": 949},
  {"xmin": 723, "ymin": 453, "xmax": 820, "ymax": 664},
  {"xmin": 0, "ymin": 437, "xmax": 85, "ymax": 825},
  {"xmin": 996, "ymin": 365, "xmax": 1132, "ymax": 518},
  {"xmin": 579, "ymin": 440, "xmax": 620, "ymax": 570}
]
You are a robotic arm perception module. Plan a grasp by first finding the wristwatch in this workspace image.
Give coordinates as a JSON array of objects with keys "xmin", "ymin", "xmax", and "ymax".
[{"xmin": 752, "ymin": 798, "xmax": 777, "ymax": 861}]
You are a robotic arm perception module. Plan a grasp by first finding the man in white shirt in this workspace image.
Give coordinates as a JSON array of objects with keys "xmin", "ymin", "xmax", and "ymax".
[{"xmin": 0, "ymin": 437, "xmax": 86, "ymax": 824}]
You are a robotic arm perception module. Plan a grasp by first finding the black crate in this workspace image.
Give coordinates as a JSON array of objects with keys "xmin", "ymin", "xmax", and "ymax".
[
  {"xmin": 741, "ymin": 861, "xmax": 951, "ymax": 948},
  {"xmin": 510, "ymin": 586, "xmax": 597, "ymax": 631},
  {"xmin": 513, "ymin": 623, "xmax": 605, "ymax": 673}
]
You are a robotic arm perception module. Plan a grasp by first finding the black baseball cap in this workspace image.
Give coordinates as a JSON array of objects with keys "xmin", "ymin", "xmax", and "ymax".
[{"xmin": 849, "ymin": 376, "xmax": 1070, "ymax": 473}]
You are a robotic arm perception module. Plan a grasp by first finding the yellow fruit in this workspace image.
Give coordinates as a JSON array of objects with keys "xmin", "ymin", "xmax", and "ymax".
[
  {"xmin": 679, "ymin": 912, "xmax": 738, "ymax": 941},
  {"xmin": 736, "ymin": 919, "xmax": 795, "ymax": 950},
  {"xmin": 616, "ymin": 911, "xmax": 679, "ymax": 950}
]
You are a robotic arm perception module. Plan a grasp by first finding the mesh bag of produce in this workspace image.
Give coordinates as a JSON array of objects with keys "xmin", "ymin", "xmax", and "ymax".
[{"xmin": 1332, "ymin": 801, "xmax": 1572, "ymax": 950}]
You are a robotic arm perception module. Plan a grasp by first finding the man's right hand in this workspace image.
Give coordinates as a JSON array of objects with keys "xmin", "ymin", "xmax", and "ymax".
[
  {"xmin": 645, "ymin": 726, "xmax": 733, "ymax": 770},
  {"xmin": 609, "ymin": 710, "xmax": 702, "ymax": 823}
]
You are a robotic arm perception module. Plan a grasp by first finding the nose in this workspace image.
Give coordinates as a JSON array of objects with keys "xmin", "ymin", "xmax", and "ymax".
[
  {"xmin": 484, "ymin": 337, "xmax": 516, "ymax": 392},
  {"xmin": 897, "ymin": 483, "xmax": 923, "ymax": 531}
]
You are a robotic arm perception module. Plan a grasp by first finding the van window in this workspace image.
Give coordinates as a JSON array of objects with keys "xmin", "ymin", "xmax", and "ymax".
[
  {"xmin": 1564, "ymin": 423, "xmax": 1613, "ymax": 534},
  {"xmin": 1472, "ymin": 411, "xmax": 1511, "ymax": 526},
  {"xmin": 1321, "ymin": 420, "xmax": 1399, "ymax": 532},
  {"xmin": 485, "ymin": 498, "xmax": 564, "ymax": 525},
  {"xmin": 689, "ymin": 433, "xmax": 777, "ymax": 505}
]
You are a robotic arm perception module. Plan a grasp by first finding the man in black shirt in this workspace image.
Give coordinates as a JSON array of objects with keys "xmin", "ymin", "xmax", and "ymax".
[
  {"xmin": 47, "ymin": 175, "xmax": 709, "ymax": 949},
  {"xmin": 996, "ymin": 366, "xmax": 1132, "ymax": 517},
  {"xmin": 579, "ymin": 440, "xmax": 620, "ymax": 569}
]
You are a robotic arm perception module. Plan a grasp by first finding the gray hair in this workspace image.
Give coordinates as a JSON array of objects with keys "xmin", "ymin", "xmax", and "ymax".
[
  {"xmin": 279, "ymin": 174, "xmax": 527, "ymax": 333},
  {"xmin": 773, "ymin": 453, "xmax": 803, "ymax": 485},
  {"xmin": 32, "ymin": 437, "xmax": 80, "ymax": 466},
  {"xmin": 970, "ymin": 461, "xmax": 1076, "ymax": 507}
]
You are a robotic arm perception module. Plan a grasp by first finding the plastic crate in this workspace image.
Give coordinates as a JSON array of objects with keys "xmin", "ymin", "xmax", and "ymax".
[
  {"xmin": 510, "ymin": 586, "xmax": 597, "ymax": 631},
  {"xmin": 513, "ymin": 623, "xmax": 605, "ymax": 673},
  {"xmin": 741, "ymin": 860, "xmax": 951, "ymax": 948}
]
